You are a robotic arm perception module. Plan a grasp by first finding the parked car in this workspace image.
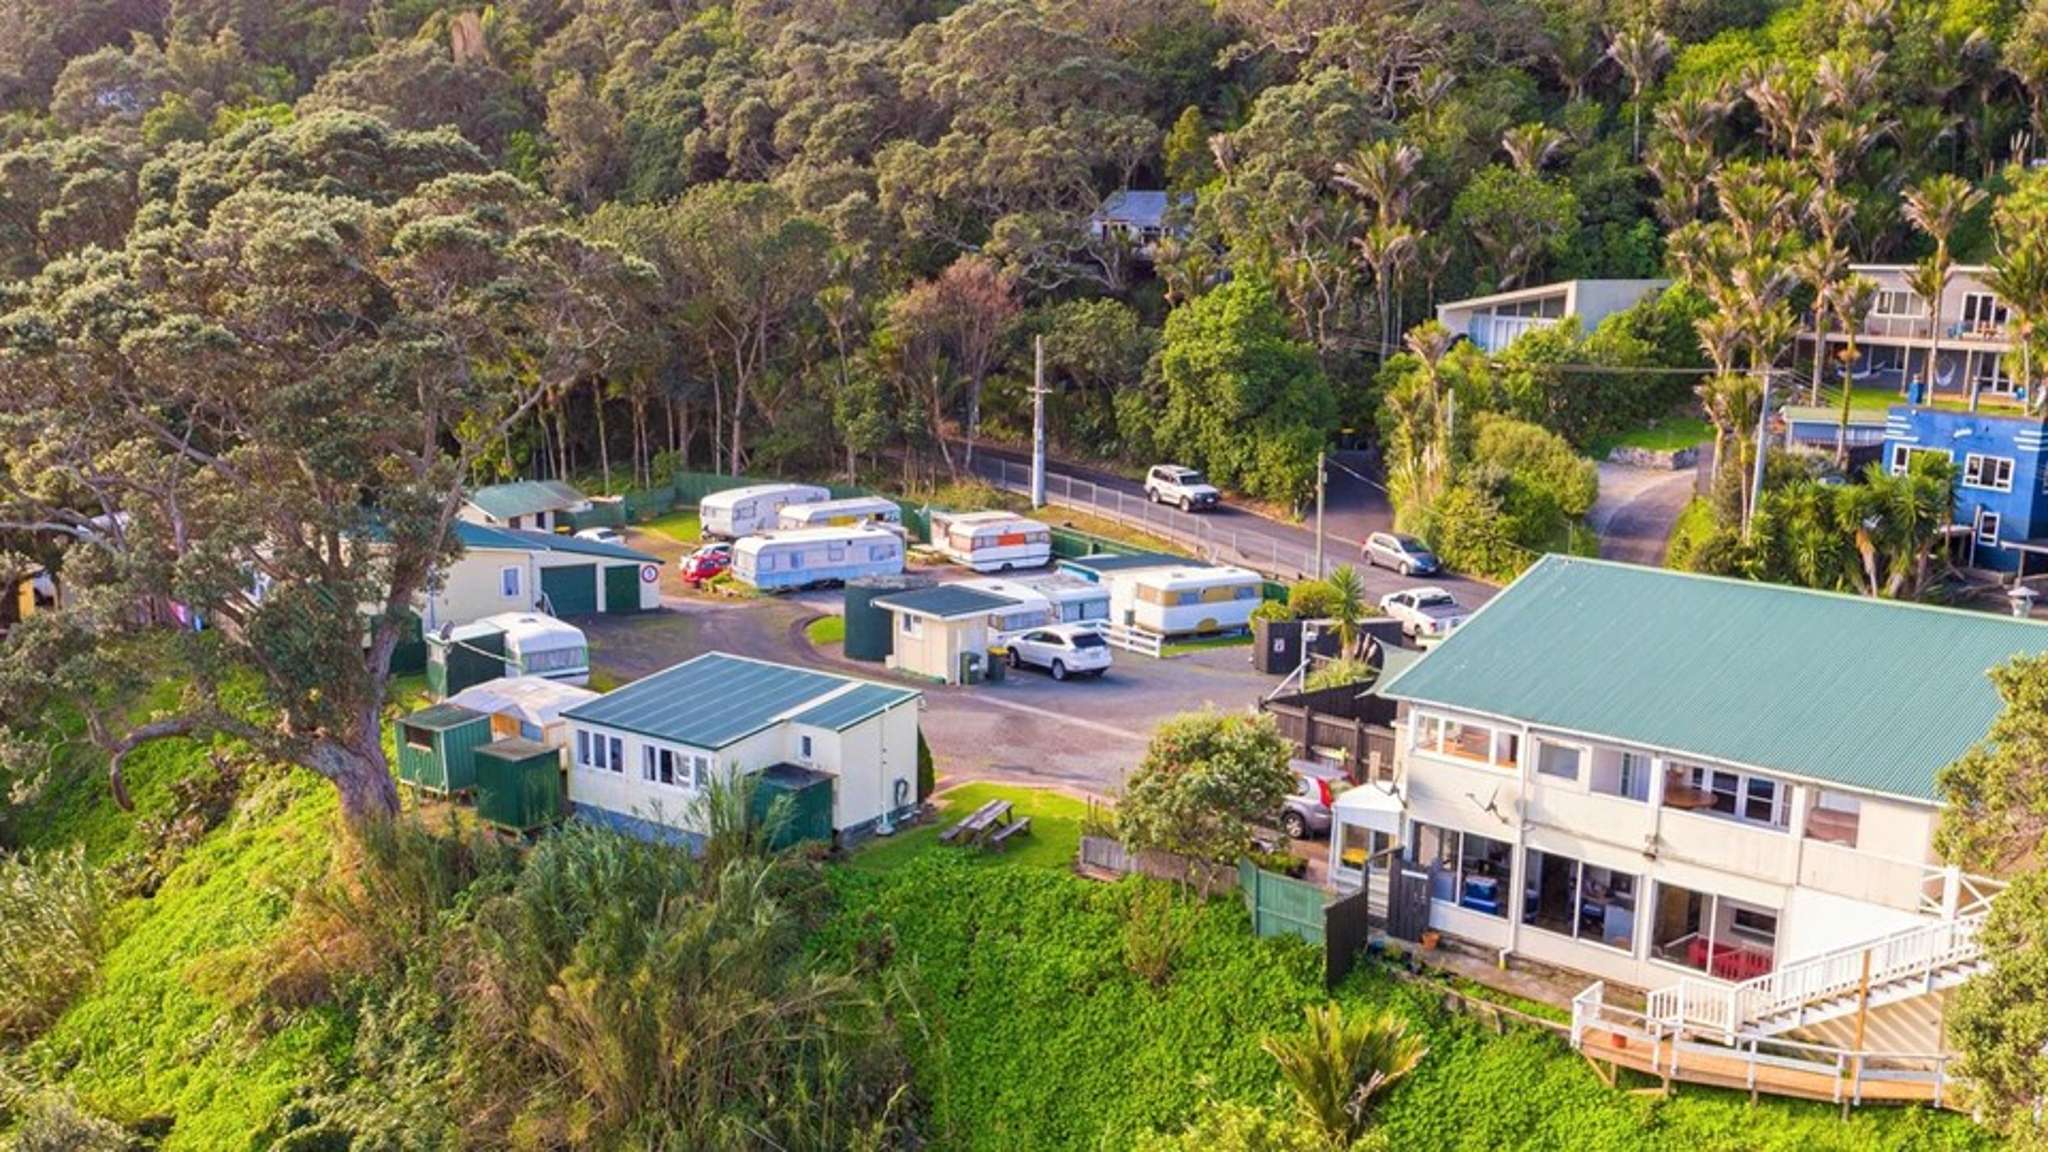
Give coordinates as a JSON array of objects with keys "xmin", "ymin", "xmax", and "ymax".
[
  {"xmin": 1280, "ymin": 760, "xmax": 1350, "ymax": 839},
  {"xmin": 1144, "ymin": 464, "xmax": 1221, "ymax": 511},
  {"xmin": 1003, "ymin": 624, "xmax": 1112, "ymax": 680},
  {"xmin": 1379, "ymin": 586, "xmax": 1469, "ymax": 640},
  {"xmin": 574, "ymin": 526, "xmax": 625, "ymax": 545},
  {"xmin": 1362, "ymin": 531, "xmax": 1439, "ymax": 576},
  {"xmin": 679, "ymin": 542, "xmax": 732, "ymax": 585}
]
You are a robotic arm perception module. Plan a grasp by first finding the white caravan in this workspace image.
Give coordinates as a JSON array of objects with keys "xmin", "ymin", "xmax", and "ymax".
[
  {"xmin": 931, "ymin": 510, "xmax": 1052, "ymax": 573},
  {"xmin": 699, "ymin": 483, "xmax": 832, "ymax": 538}
]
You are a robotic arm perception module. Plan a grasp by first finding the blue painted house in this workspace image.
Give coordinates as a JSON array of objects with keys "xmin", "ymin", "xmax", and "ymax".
[{"xmin": 1881, "ymin": 404, "xmax": 2048, "ymax": 571}]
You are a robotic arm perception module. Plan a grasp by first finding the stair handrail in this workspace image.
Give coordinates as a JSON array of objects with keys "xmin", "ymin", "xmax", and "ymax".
[
  {"xmin": 1644, "ymin": 913, "xmax": 1987, "ymax": 1038},
  {"xmin": 1730, "ymin": 912, "xmax": 1986, "ymax": 1025}
]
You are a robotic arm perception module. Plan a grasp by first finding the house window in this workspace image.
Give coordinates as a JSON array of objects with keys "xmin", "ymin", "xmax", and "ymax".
[
  {"xmin": 576, "ymin": 730, "xmax": 590, "ymax": 767},
  {"xmin": 1963, "ymin": 454, "xmax": 2015, "ymax": 492},
  {"xmin": 1731, "ymin": 907, "xmax": 1780, "ymax": 942},
  {"xmin": 1535, "ymin": 741, "xmax": 1582, "ymax": 782},
  {"xmin": 1523, "ymin": 850, "xmax": 1638, "ymax": 953},
  {"xmin": 1874, "ymin": 289, "xmax": 1923, "ymax": 316},
  {"xmin": 900, "ymin": 614, "xmax": 922, "ymax": 636},
  {"xmin": 1413, "ymin": 713, "xmax": 1518, "ymax": 769},
  {"xmin": 1978, "ymin": 511, "xmax": 2002, "ymax": 548},
  {"xmin": 1651, "ymin": 882, "xmax": 1778, "ymax": 978},
  {"xmin": 1669, "ymin": 763, "xmax": 1789, "ymax": 830},
  {"xmin": 800, "ymin": 735, "xmax": 814, "ymax": 760},
  {"xmin": 501, "ymin": 566, "xmax": 522, "ymax": 598},
  {"xmin": 691, "ymin": 755, "xmax": 710, "ymax": 789},
  {"xmin": 1962, "ymin": 292, "xmax": 2008, "ymax": 333},
  {"xmin": 607, "ymin": 736, "xmax": 623, "ymax": 774},
  {"xmin": 1405, "ymin": 822, "xmax": 1512, "ymax": 919},
  {"xmin": 1588, "ymin": 748, "xmax": 1651, "ymax": 802},
  {"xmin": 642, "ymin": 746, "xmax": 657, "ymax": 782},
  {"xmin": 1806, "ymin": 790, "xmax": 1861, "ymax": 847},
  {"xmin": 1889, "ymin": 444, "xmax": 1951, "ymax": 476},
  {"xmin": 657, "ymin": 748, "xmax": 677, "ymax": 786}
]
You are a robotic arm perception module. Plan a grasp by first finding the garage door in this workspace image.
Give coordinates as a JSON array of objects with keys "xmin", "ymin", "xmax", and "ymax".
[
  {"xmin": 540, "ymin": 564, "xmax": 598, "ymax": 616},
  {"xmin": 604, "ymin": 563, "xmax": 647, "ymax": 615}
]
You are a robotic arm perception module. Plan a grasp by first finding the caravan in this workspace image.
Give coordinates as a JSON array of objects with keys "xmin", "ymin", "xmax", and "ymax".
[
  {"xmin": 776, "ymin": 495, "xmax": 904, "ymax": 533},
  {"xmin": 1100, "ymin": 564, "xmax": 1262, "ymax": 636},
  {"xmin": 732, "ymin": 526, "xmax": 905, "ymax": 591},
  {"xmin": 931, "ymin": 511, "xmax": 1052, "ymax": 573},
  {"xmin": 487, "ymin": 612, "xmax": 592, "ymax": 685},
  {"xmin": 958, "ymin": 573, "xmax": 1111, "ymax": 640},
  {"xmin": 700, "ymin": 483, "xmax": 832, "ymax": 538}
]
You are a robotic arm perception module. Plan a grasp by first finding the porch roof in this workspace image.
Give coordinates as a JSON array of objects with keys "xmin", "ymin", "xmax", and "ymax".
[{"xmin": 1377, "ymin": 555, "xmax": 2048, "ymax": 803}]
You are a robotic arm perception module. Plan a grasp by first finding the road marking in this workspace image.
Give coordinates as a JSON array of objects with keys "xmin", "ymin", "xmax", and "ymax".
[{"xmin": 954, "ymin": 692, "xmax": 1148, "ymax": 741}]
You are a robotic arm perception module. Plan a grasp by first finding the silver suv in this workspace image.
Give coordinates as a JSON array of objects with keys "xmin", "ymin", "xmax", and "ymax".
[{"xmin": 1280, "ymin": 760, "xmax": 1350, "ymax": 839}]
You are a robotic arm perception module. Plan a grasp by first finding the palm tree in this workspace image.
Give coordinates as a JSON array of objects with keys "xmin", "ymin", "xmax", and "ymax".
[
  {"xmin": 1263, "ymin": 1005, "xmax": 1427, "ymax": 1150},
  {"xmin": 1983, "ymin": 235, "xmax": 2048, "ymax": 413},
  {"xmin": 1335, "ymin": 140, "xmax": 1425, "ymax": 358},
  {"xmin": 1903, "ymin": 174, "xmax": 1988, "ymax": 407},
  {"xmin": 1324, "ymin": 565, "xmax": 1367, "ymax": 654},
  {"xmin": 1832, "ymin": 272, "xmax": 1879, "ymax": 466},
  {"xmin": 1796, "ymin": 189, "xmax": 1856, "ymax": 403},
  {"xmin": 1746, "ymin": 67, "xmax": 1823, "ymax": 157},
  {"xmin": 1608, "ymin": 23, "xmax": 1672, "ymax": 159},
  {"xmin": 1502, "ymin": 122, "xmax": 1567, "ymax": 174}
]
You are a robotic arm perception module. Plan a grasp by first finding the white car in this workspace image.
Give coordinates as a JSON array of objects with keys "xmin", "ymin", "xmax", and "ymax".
[
  {"xmin": 1144, "ymin": 464, "xmax": 1221, "ymax": 512},
  {"xmin": 1004, "ymin": 624, "xmax": 1112, "ymax": 681},
  {"xmin": 1379, "ymin": 586, "xmax": 1470, "ymax": 640},
  {"xmin": 574, "ymin": 526, "xmax": 625, "ymax": 545}
]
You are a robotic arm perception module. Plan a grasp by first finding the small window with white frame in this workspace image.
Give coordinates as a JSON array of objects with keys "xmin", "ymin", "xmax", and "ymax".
[
  {"xmin": 1963, "ymin": 454, "xmax": 2015, "ymax": 492},
  {"xmin": 1534, "ymin": 740, "xmax": 1583, "ymax": 783},
  {"xmin": 1978, "ymin": 510, "xmax": 2002, "ymax": 548},
  {"xmin": 501, "ymin": 566, "xmax": 522, "ymax": 598},
  {"xmin": 1412, "ymin": 713, "xmax": 1519, "ymax": 769},
  {"xmin": 1889, "ymin": 444, "xmax": 1951, "ymax": 476}
]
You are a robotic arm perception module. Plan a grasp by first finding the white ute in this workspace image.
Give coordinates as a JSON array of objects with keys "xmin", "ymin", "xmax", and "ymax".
[
  {"xmin": 1379, "ymin": 586, "xmax": 1470, "ymax": 641},
  {"xmin": 1144, "ymin": 465, "xmax": 1221, "ymax": 512}
]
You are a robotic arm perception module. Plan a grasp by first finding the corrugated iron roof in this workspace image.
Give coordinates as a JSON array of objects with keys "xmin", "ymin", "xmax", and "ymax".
[
  {"xmin": 498, "ymin": 528, "xmax": 654, "ymax": 563},
  {"xmin": 874, "ymin": 585, "xmax": 1018, "ymax": 619},
  {"xmin": 401, "ymin": 703, "xmax": 485, "ymax": 731},
  {"xmin": 1376, "ymin": 555, "xmax": 2048, "ymax": 802},
  {"xmin": 564, "ymin": 653, "xmax": 917, "ymax": 749},
  {"xmin": 467, "ymin": 480, "xmax": 586, "ymax": 520},
  {"xmin": 790, "ymin": 682, "xmax": 918, "ymax": 730}
]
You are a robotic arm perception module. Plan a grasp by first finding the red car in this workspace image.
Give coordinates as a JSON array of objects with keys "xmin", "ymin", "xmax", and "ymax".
[{"xmin": 680, "ymin": 543, "xmax": 732, "ymax": 585}]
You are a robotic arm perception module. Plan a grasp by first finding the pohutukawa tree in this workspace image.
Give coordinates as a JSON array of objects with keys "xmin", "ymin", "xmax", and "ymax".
[{"xmin": 0, "ymin": 112, "xmax": 654, "ymax": 826}]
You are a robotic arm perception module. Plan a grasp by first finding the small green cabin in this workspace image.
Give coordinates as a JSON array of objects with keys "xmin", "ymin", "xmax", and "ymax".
[
  {"xmin": 473, "ymin": 738, "xmax": 564, "ymax": 833},
  {"xmin": 395, "ymin": 703, "xmax": 491, "ymax": 795},
  {"xmin": 426, "ymin": 623, "xmax": 507, "ymax": 699},
  {"xmin": 750, "ymin": 763, "xmax": 835, "ymax": 850}
]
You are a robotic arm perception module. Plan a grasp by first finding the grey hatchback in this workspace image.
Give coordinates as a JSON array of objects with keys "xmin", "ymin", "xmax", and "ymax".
[{"xmin": 1280, "ymin": 760, "xmax": 1351, "ymax": 839}]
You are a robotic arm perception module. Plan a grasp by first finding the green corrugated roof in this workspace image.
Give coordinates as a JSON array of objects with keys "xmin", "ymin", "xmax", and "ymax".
[
  {"xmin": 1376, "ymin": 555, "xmax": 2048, "ymax": 802},
  {"xmin": 402, "ymin": 703, "xmax": 486, "ymax": 731},
  {"xmin": 500, "ymin": 528, "xmax": 654, "ymax": 563},
  {"xmin": 874, "ymin": 585, "xmax": 1018, "ymax": 619},
  {"xmin": 790, "ymin": 682, "xmax": 918, "ymax": 730},
  {"xmin": 564, "ymin": 654, "xmax": 917, "ymax": 749},
  {"xmin": 467, "ymin": 480, "xmax": 585, "ymax": 520}
]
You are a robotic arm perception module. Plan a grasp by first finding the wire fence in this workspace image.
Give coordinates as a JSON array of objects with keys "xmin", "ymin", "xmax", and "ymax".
[{"xmin": 967, "ymin": 456, "xmax": 1346, "ymax": 582}]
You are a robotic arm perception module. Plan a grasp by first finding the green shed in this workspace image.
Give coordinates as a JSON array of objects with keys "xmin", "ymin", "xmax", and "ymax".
[
  {"xmin": 426, "ymin": 623, "xmax": 507, "ymax": 699},
  {"xmin": 395, "ymin": 704, "xmax": 491, "ymax": 795},
  {"xmin": 843, "ymin": 575, "xmax": 925, "ymax": 663},
  {"xmin": 472, "ymin": 738, "xmax": 564, "ymax": 833},
  {"xmin": 750, "ymin": 763, "xmax": 835, "ymax": 850}
]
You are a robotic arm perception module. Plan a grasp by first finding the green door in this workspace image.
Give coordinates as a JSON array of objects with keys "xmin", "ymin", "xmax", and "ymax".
[
  {"xmin": 604, "ymin": 563, "xmax": 646, "ymax": 615},
  {"xmin": 541, "ymin": 564, "xmax": 598, "ymax": 616}
]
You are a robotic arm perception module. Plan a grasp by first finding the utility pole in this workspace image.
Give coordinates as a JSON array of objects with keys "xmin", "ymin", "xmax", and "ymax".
[
  {"xmin": 1030, "ymin": 335, "xmax": 1048, "ymax": 509},
  {"xmin": 1314, "ymin": 449, "xmax": 1327, "ymax": 577},
  {"xmin": 1745, "ymin": 368, "xmax": 1773, "ymax": 540}
]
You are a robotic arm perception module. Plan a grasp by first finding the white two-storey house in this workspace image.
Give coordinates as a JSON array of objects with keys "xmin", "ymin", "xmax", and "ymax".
[{"xmin": 1351, "ymin": 556, "xmax": 2019, "ymax": 1064}]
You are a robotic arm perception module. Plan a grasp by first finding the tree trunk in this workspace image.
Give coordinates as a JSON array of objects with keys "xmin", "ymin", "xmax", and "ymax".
[
  {"xmin": 1811, "ymin": 310, "xmax": 1827, "ymax": 405},
  {"xmin": 593, "ymin": 378, "xmax": 612, "ymax": 492},
  {"xmin": 313, "ymin": 733, "xmax": 402, "ymax": 827}
]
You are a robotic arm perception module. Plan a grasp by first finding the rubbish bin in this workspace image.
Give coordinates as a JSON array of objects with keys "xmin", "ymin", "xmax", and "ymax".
[{"xmin": 985, "ymin": 647, "xmax": 1008, "ymax": 682}]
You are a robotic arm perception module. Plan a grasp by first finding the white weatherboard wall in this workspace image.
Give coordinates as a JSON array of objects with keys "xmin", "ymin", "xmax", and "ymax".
[
  {"xmin": 427, "ymin": 547, "xmax": 536, "ymax": 628},
  {"xmin": 1778, "ymin": 888, "xmax": 1930, "ymax": 965}
]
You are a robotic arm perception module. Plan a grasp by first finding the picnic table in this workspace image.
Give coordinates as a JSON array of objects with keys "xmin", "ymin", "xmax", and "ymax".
[{"xmin": 938, "ymin": 798, "xmax": 1033, "ymax": 850}]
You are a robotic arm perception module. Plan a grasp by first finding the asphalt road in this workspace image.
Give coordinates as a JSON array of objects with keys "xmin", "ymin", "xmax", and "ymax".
[
  {"xmin": 1590, "ymin": 462, "xmax": 1698, "ymax": 567},
  {"xmin": 962, "ymin": 443, "xmax": 1497, "ymax": 610}
]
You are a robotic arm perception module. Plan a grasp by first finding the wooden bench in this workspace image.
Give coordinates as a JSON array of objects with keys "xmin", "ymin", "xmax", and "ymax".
[
  {"xmin": 940, "ymin": 799, "xmax": 1012, "ymax": 845},
  {"xmin": 985, "ymin": 816, "xmax": 1032, "ymax": 850}
]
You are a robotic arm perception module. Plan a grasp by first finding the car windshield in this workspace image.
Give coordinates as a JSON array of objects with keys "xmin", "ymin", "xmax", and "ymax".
[
  {"xmin": 1179, "ymin": 470, "xmax": 1207, "ymax": 485},
  {"xmin": 1415, "ymin": 593, "xmax": 1456, "ymax": 609},
  {"xmin": 1070, "ymin": 632, "xmax": 1108, "ymax": 649},
  {"xmin": 1392, "ymin": 535, "xmax": 1426, "ymax": 551}
]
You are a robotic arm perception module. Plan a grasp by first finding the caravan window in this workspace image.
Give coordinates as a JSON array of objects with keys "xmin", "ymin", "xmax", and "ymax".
[
  {"xmin": 827, "ymin": 544, "xmax": 846, "ymax": 563},
  {"xmin": 869, "ymin": 545, "xmax": 892, "ymax": 562}
]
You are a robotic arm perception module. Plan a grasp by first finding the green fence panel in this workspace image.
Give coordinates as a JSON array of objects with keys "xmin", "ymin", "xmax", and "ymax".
[
  {"xmin": 897, "ymin": 502, "xmax": 931, "ymax": 545},
  {"xmin": 1049, "ymin": 526, "xmax": 1146, "ymax": 560},
  {"xmin": 671, "ymin": 471, "xmax": 757, "ymax": 507},
  {"xmin": 621, "ymin": 485, "xmax": 677, "ymax": 522},
  {"xmin": 1261, "ymin": 581, "xmax": 1291, "ymax": 602},
  {"xmin": 1238, "ymin": 859, "xmax": 1327, "ymax": 945}
]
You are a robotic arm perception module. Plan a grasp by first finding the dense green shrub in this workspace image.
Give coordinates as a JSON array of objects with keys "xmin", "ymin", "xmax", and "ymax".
[{"xmin": 0, "ymin": 846, "xmax": 108, "ymax": 1043}]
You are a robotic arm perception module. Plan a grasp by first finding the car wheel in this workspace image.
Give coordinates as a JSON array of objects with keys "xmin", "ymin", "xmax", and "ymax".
[
  {"xmin": 1399, "ymin": 561, "xmax": 1412, "ymax": 577},
  {"xmin": 1007, "ymin": 649, "xmax": 1021, "ymax": 669},
  {"xmin": 1050, "ymin": 660, "xmax": 1068, "ymax": 681},
  {"xmin": 1179, "ymin": 497, "xmax": 1192, "ymax": 512},
  {"xmin": 1282, "ymin": 811, "xmax": 1308, "ymax": 840}
]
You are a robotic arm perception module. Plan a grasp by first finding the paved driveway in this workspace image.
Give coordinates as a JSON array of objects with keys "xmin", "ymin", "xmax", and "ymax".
[
  {"xmin": 1590, "ymin": 463, "xmax": 1698, "ymax": 567},
  {"xmin": 579, "ymin": 595, "xmax": 1284, "ymax": 798}
]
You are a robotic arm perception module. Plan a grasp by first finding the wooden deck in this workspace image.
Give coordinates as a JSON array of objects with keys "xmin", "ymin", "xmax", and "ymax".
[{"xmin": 1571, "ymin": 983, "xmax": 1963, "ymax": 1111}]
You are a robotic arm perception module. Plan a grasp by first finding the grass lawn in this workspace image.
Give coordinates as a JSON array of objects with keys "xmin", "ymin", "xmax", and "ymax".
[
  {"xmin": 639, "ymin": 508, "xmax": 701, "ymax": 543},
  {"xmin": 804, "ymin": 614, "xmax": 845, "ymax": 647},
  {"xmin": 1590, "ymin": 416, "xmax": 1713, "ymax": 457},
  {"xmin": 1665, "ymin": 497, "xmax": 1719, "ymax": 570},
  {"xmin": 1162, "ymin": 632, "xmax": 1255, "ymax": 657},
  {"xmin": 842, "ymin": 781, "xmax": 1093, "ymax": 875}
]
